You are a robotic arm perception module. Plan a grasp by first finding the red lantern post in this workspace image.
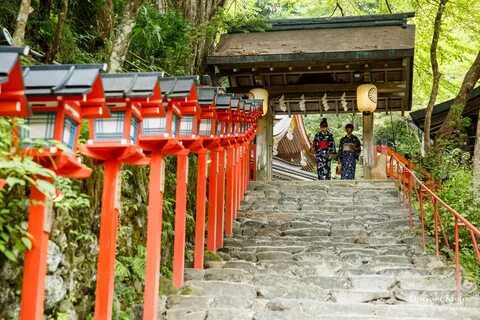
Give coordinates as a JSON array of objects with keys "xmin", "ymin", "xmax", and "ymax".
[
  {"xmin": 149, "ymin": 76, "xmax": 200, "ymax": 290},
  {"xmin": 18, "ymin": 63, "xmax": 108, "ymax": 320},
  {"xmin": 211, "ymin": 93, "xmax": 232, "ymax": 250},
  {"xmin": 80, "ymin": 72, "xmax": 160, "ymax": 320},
  {"xmin": 0, "ymin": 46, "xmax": 29, "ymax": 117},
  {"xmin": 195, "ymin": 85, "xmax": 219, "ymax": 269}
]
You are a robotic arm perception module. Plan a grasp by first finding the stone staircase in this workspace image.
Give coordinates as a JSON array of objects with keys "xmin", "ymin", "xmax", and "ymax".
[{"xmin": 163, "ymin": 181, "xmax": 480, "ymax": 320}]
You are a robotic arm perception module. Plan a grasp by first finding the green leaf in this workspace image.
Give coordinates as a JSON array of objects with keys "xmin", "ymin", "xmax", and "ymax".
[
  {"xmin": 35, "ymin": 179, "xmax": 56, "ymax": 196},
  {"xmin": 0, "ymin": 232, "xmax": 8, "ymax": 242},
  {"xmin": 5, "ymin": 177, "xmax": 25, "ymax": 188},
  {"xmin": 3, "ymin": 250, "xmax": 16, "ymax": 262},
  {"xmin": 21, "ymin": 237, "xmax": 32, "ymax": 250}
]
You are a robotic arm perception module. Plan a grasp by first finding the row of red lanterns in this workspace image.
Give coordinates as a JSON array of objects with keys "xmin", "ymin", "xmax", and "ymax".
[{"xmin": 0, "ymin": 46, "xmax": 263, "ymax": 320}]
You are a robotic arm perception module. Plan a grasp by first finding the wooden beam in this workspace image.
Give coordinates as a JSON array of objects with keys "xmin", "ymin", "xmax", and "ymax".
[{"xmin": 228, "ymin": 82, "xmax": 406, "ymax": 95}]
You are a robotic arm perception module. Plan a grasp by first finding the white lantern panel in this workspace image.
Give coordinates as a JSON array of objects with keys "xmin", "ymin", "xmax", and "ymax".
[
  {"xmin": 94, "ymin": 111, "xmax": 125, "ymax": 141},
  {"xmin": 20, "ymin": 112, "xmax": 57, "ymax": 147},
  {"xmin": 171, "ymin": 114, "xmax": 179, "ymax": 137},
  {"xmin": 129, "ymin": 115, "xmax": 139, "ymax": 143},
  {"xmin": 199, "ymin": 119, "xmax": 212, "ymax": 136},
  {"xmin": 62, "ymin": 116, "xmax": 78, "ymax": 150},
  {"xmin": 179, "ymin": 115, "xmax": 194, "ymax": 136},
  {"xmin": 142, "ymin": 117, "xmax": 166, "ymax": 136}
]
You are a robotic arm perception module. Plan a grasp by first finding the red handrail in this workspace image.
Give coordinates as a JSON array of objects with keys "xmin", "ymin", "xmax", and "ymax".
[{"xmin": 385, "ymin": 150, "xmax": 480, "ymax": 301}]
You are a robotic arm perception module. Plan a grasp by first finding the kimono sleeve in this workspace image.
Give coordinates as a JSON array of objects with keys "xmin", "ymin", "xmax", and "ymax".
[{"xmin": 328, "ymin": 134, "xmax": 336, "ymax": 154}]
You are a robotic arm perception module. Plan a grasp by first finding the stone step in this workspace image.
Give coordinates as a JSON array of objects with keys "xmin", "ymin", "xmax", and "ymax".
[{"xmin": 255, "ymin": 298, "xmax": 480, "ymax": 319}]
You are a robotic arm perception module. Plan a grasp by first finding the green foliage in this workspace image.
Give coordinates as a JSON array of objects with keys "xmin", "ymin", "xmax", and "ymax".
[
  {"xmin": 375, "ymin": 114, "xmax": 422, "ymax": 158},
  {"xmin": 127, "ymin": 5, "xmax": 196, "ymax": 75}
]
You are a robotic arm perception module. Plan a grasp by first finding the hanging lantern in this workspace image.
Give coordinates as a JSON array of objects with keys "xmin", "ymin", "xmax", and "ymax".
[
  {"xmin": 356, "ymin": 84, "xmax": 377, "ymax": 114},
  {"xmin": 249, "ymin": 88, "xmax": 268, "ymax": 116}
]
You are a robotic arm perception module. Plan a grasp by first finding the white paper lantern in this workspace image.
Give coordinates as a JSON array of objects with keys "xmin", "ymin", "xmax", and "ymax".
[
  {"xmin": 249, "ymin": 88, "xmax": 269, "ymax": 115},
  {"xmin": 356, "ymin": 84, "xmax": 377, "ymax": 114}
]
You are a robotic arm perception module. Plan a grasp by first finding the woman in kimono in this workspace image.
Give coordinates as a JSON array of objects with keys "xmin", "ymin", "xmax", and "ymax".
[
  {"xmin": 338, "ymin": 123, "xmax": 361, "ymax": 180},
  {"xmin": 312, "ymin": 118, "xmax": 336, "ymax": 180}
]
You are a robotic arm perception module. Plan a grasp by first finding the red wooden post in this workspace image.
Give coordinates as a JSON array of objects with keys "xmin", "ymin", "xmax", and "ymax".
[
  {"xmin": 143, "ymin": 151, "xmax": 165, "ymax": 320},
  {"xmin": 232, "ymin": 147, "xmax": 238, "ymax": 220},
  {"xmin": 207, "ymin": 150, "xmax": 218, "ymax": 251},
  {"xmin": 20, "ymin": 184, "xmax": 51, "ymax": 320},
  {"xmin": 216, "ymin": 147, "xmax": 225, "ymax": 248},
  {"xmin": 194, "ymin": 149, "xmax": 208, "ymax": 268},
  {"xmin": 172, "ymin": 150, "xmax": 189, "ymax": 288},
  {"xmin": 225, "ymin": 146, "xmax": 234, "ymax": 236},
  {"xmin": 94, "ymin": 160, "xmax": 122, "ymax": 320}
]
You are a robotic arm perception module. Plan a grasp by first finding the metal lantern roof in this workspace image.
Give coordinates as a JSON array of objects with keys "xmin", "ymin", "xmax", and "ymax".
[
  {"xmin": 0, "ymin": 46, "xmax": 28, "ymax": 83},
  {"xmin": 101, "ymin": 72, "xmax": 164, "ymax": 98},
  {"xmin": 215, "ymin": 93, "xmax": 233, "ymax": 109},
  {"xmin": 0, "ymin": 46, "xmax": 29, "ymax": 117},
  {"xmin": 197, "ymin": 87, "xmax": 217, "ymax": 106},
  {"xmin": 23, "ymin": 64, "xmax": 107, "ymax": 96},
  {"xmin": 160, "ymin": 76, "xmax": 198, "ymax": 99},
  {"xmin": 22, "ymin": 63, "xmax": 109, "ymax": 118}
]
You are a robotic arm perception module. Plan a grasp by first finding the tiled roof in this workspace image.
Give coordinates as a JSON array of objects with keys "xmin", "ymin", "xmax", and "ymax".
[{"xmin": 101, "ymin": 72, "xmax": 163, "ymax": 98}]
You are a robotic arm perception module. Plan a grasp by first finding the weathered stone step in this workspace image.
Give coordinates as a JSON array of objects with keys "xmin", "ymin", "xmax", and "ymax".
[{"xmin": 257, "ymin": 298, "xmax": 480, "ymax": 319}]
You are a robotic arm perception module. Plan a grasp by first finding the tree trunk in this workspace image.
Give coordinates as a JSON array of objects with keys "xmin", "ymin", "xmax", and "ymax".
[
  {"xmin": 12, "ymin": 0, "xmax": 33, "ymax": 46},
  {"xmin": 435, "ymin": 51, "xmax": 480, "ymax": 144},
  {"xmin": 108, "ymin": 0, "xmax": 144, "ymax": 73},
  {"xmin": 473, "ymin": 109, "xmax": 480, "ymax": 199},
  {"xmin": 97, "ymin": 0, "xmax": 114, "ymax": 42},
  {"xmin": 45, "ymin": 0, "xmax": 69, "ymax": 63},
  {"xmin": 423, "ymin": 0, "xmax": 448, "ymax": 153}
]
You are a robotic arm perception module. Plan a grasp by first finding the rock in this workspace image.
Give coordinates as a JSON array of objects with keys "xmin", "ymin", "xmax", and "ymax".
[
  {"xmin": 45, "ymin": 275, "xmax": 66, "ymax": 309},
  {"xmin": 58, "ymin": 300, "xmax": 78, "ymax": 320},
  {"xmin": 205, "ymin": 261, "xmax": 225, "ymax": 269},
  {"xmin": 47, "ymin": 241, "xmax": 62, "ymax": 273}
]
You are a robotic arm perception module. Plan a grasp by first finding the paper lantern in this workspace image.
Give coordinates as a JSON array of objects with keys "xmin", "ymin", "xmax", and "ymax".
[
  {"xmin": 356, "ymin": 84, "xmax": 377, "ymax": 114},
  {"xmin": 249, "ymin": 88, "xmax": 268, "ymax": 116}
]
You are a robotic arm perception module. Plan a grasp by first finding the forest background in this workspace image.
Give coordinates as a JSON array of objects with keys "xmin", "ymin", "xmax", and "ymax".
[{"xmin": 0, "ymin": 0, "xmax": 479, "ymax": 319}]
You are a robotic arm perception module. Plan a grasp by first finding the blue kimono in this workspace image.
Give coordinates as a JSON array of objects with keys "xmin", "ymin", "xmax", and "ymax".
[
  {"xmin": 338, "ymin": 134, "xmax": 361, "ymax": 180},
  {"xmin": 313, "ymin": 131, "xmax": 336, "ymax": 180}
]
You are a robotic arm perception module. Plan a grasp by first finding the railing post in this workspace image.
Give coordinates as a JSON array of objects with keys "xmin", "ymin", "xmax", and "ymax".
[
  {"xmin": 172, "ymin": 150, "xmax": 189, "ymax": 288},
  {"xmin": 194, "ymin": 149, "xmax": 208, "ymax": 269},
  {"xmin": 408, "ymin": 170, "xmax": 413, "ymax": 230},
  {"xmin": 225, "ymin": 146, "xmax": 234, "ymax": 236},
  {"xmin": 216, "ymin": 147, "xmax": 225, "ymax": 249},
  {"xmin": 20, "ymin": 182, "xmax": 51, "ymax": 320},
  {"xmin": 418, "ymin": 188, "xmax": 426, "ymax": 253},
  {"xmin": 143, "ymin": 152, "xmax": 165, "ymax": 320},
  {"xmin": 454, "ymin": 217, "xmax": 461, "ymax": 302},
  {"xmin": 207, "ymin": 150, "xmax": 218, "ymax": 252},
  {"xmin": 94, "ymin": 160, "xmax": 122, "ymax": 320},
  {"xmin": 433, "ymin": 198, "xmax": 440, "ymax": 257}
]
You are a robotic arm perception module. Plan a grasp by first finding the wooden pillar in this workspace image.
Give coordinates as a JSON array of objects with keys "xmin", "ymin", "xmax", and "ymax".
[
  {"xmin": 194, "ymin": 149, "xmax": 207, "ymax": 269},
  {"xmin": 256, "ymin": 111, "xmax": 273, "ymax": 181},
  {"xmin": 143, "ymin": 152, "xmax": 164, "ymax": 320},
  {"xmin": 233, "ymin": 147, "xmax": 239, "ymax": 219},
  {"xmin": 363, "ymin": 113, "xmax": 374, "ymax": 179},
  {"xmin": 225, "ymin": 146, "xmax": 234, "ymax": 236},
  {"xmin": 20, "ymin": 183, "xmax": 51, "ymax": 320},
  {"xmin": 94, "ymin": 160, "xmax": 122, "ymax": 320},
  {"xmin": 172, "ymin": 150, "xmax": 189, "ymax": 288},
  {"xmin": 207, "ymin": 150, "xmax": 217, "ymax": 251},
  {"xmin": 215, "ymin": 147, "xmax": 225, "ymax": 249}
]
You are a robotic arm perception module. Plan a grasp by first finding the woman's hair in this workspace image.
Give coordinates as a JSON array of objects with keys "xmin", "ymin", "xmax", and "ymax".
[
  {"xmin": 320, "ymin": 118, "xmax": 328, "ymax": 128},
  {"xmin": 345, "ymin": 123, "xmax": 354, "ymax": 130}
]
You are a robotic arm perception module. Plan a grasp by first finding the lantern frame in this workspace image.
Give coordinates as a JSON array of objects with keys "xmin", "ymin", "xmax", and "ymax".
[
  {"xmin": 0, "ymin": 46, "xmax": 30, "ymax": 117},
  {"xmin": 20, "ymin": 63, "xmax": 109, "ymax": 177},
  {"xmin": 197, "ymin": 86, "xmax": 219, "ymax": 139}
]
